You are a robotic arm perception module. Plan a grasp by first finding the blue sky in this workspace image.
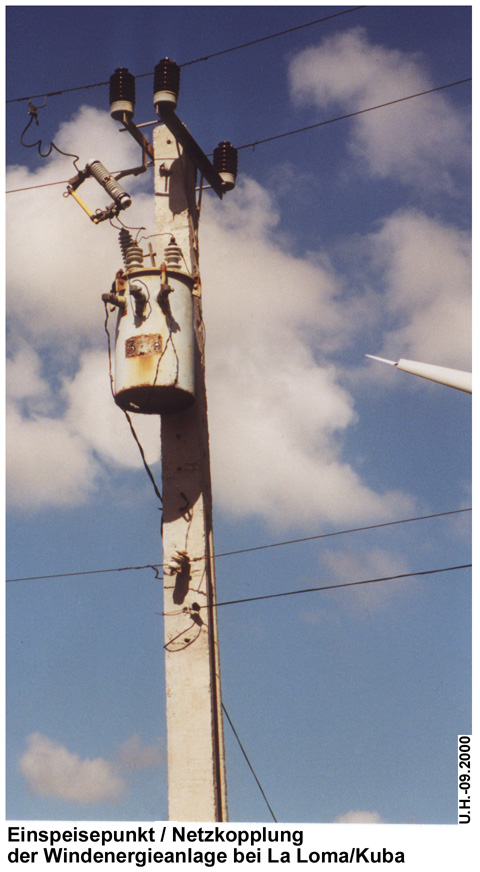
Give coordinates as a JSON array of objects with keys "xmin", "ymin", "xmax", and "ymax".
[{"xmin": 5, "ymin": 4, "xmax": 471, "ymax": 826}]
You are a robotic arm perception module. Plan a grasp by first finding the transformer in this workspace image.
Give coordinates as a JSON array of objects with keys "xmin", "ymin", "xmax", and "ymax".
[{"xmin": 104, "ymin": 236, "xmax": 195, "ymax": 415}]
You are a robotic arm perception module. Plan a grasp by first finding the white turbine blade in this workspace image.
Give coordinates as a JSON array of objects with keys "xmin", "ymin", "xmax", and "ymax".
[
  {"xmin": 365, "ymin": 354, "xmax": 397, "ymax": 366},
  {"xmin": 366, "ymin": 354, "xmax": 472, "ymax": 392}
]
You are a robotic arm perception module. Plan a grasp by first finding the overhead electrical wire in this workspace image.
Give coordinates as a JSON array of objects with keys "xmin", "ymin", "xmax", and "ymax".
[
  {"xmin": 210, "ymin": 564, "xmax": 472, "ymax": 609},
  {"xmin": 236, "ymin": 78, "xmax": 472, "ymax": 151},
  {"xmin": 6, "ymin": 6, "xmax": 366, "ymax": 104},
  {"xmin": 6, "ymin": 77, "xmax": 472, "ymax": 195},
  {"xmin": 222, "ymin": 703, "xmax": 277, "ymax": 823},
  {"xmin": 5, "ymin": 562, "xmax": 472, "ymax": 608},
  {"xmin": 5, "ymin": 507, "xmax": 471, "ymax": 583},
  {"xmin": 154, "ymin": 6, "xmax": 367, "ymax": 71},
  {"xmin": 6, "ymin": 178, "xmax": 74, "ymax": 193},
  {"xmin": 5, "ymin": 11, "xmax": 471, "ymax": 823},
  {"xmin": 205, "ymin": 507, "xmax": 472, "ymax": 561}
]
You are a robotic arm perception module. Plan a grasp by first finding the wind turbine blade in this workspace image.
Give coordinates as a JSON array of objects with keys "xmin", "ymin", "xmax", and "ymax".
[
  {"xmin": 396, "ymin": 360, "xmax": 472, "ymax": 393},
  {"xmin": 365, "ymin": 354, "xmax": 397, "ymax": 366},
  {"xmin": 366, "ymin": 354, "xmax": 472, "ymax": 392}
]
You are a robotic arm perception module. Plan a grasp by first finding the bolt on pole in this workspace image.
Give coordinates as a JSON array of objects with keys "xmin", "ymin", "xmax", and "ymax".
[{"xmin": 154, "ymin": 124, "xmax": 228, "ymax": 822}]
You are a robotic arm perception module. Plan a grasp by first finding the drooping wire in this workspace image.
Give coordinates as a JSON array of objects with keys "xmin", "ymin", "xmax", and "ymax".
[
  {"xmin": 122, "ymin": 410, "xmax": 164, "ymax": 506},
  {"xmin": 222, "ymin": 703, "xmax": 277, "ymax": 822},
  {"xmin": 111, "ymin": 213, "xmax": 147, "ymax": 241},
  {"xmin": 20, "ymin": 98, "xmax": 81, "ymax": 168},
  {"xmin": 163, "ymin": 617, "xmax": 203, "ymax": 652}
]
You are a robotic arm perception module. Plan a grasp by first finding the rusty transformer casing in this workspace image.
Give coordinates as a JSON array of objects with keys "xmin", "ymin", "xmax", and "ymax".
[{"xmin": 112, "ymin": 263, "xmax": 195, "ymax": 415}]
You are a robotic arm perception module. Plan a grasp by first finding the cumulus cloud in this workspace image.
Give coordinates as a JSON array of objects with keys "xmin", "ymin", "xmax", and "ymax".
[
  {"xmin": 200, "ymin": 181, "xmax": 413, "ymax": 529},
  {"xmin": 6, "ymin": 346, "xmax": 160, "ymax": 510},
  {"xmin": 19, "ymin": 732, "xmax": 164, "ymax": 804},
  {"xmin": 365, "ymin": 209, "xmax": 471, "ymax": 369},
  {"xmin": 19, "ymin": 733, "xmax": 125, "ymax": 804},
  {"xmin": 116, "ymin": 734, "xmax": 164, "ymax": 772},
  {"xmin": 11, "ymin": 104, "xmax": 465, "ymax": 528},
  {"xmin": 288, "ymin": 27, "xmax": 470, "ymax": 189},
  {"xmin": 6, "ymin": 106, "xmax": 152, "ymax": 352},
  {"xmin": 334, "ymin": 810, "xmax": 384, "ymax": 824},
  {"xmin": 320, "ymin": 548, "xmax": 411, "ymax": 612},
  {"xmin": 6, "ymin": 403, "xmax": 100, "ymax": 509},
  {"xmin": 6, "ymin": 341, "xmax": 52, "ymax": 406},
  {"xmin": 62, "ymin": 350, "xmax": 160, "ymax": 469}
]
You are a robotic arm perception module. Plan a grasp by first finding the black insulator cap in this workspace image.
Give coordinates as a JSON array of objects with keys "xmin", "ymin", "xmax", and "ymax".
[
  {"xmin": 109, "ymin": 67, "xmax": 136, "ymax": 106},
  {"xmin": 213, "ymin": 141, "xmax": 238, "ymax": 176},
  {"xmin": 153, "ymin": 58, "xmax": 180, "ymax": 97}
]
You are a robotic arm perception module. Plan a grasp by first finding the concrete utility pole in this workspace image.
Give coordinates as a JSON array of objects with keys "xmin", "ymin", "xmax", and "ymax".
[
  {"xmin": 71, "ymin": 61, "xmax": 234, "ymax": 821},
  {"xmin": 153, "ymin": 124, "xmax": 228, "ymax": 822}
]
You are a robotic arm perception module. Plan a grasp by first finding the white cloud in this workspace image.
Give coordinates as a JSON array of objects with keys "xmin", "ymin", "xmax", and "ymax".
[
  {"xmin": 6, "ymin": 107, "xmax": 152, "ymax": 352},
  {"xmin": 19, "ymin": 733, "xmax": 125, "ymax": 804},
  {"xmin": 334, "ymin": 810, "xmax": 384, "ymax": 824},
  {"xmin": 201, "ymin": 181, "xmax": 413, "ymax": 529},
  {"xmin": 320, "ymin": 547, "xmax": 411, "ymax": 613},
  {"xmin": 365, "ymin": 209, "xmax": 471, "ymax": 369},
  {"xmin": 6, "ymin": 403, "xmax": 100, "ymax": 510},
  {"xmin": 6, "ymin": 342, "xmax": 50, "ymax": 404},
  {"xmin": 62, "ymin": 349, "xmax": 160, "ymax": 469},
  {"xmin": 54, "ymin": 105, "xmax": 144, "ymax": 173},
  {"xmin": 288, "ymin": 27, "xmax": 469, "ymax": 189},
  {"xmin": 8, "ymin": 107, "xmax": 434, "ymax": 527},
  {"xmin": 6, "ymin": 347, "xmax": 160, "ymax": 510},
  {"xmin": 116, "ymin": 734, "xmax": 164, "ymax": 772}
]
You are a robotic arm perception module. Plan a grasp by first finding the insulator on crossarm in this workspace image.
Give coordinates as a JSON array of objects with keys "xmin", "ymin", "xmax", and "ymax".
[
  {"xmin": 110, "ymin": 67, "xmax": 136, "ymax": 120},
  {"xmin": 154, "ymin": 58, "xmax": 180, "ymax": 113},
  {"xmin": 213, "ymin": 141, "xmax": 238, "ymax": 191}
]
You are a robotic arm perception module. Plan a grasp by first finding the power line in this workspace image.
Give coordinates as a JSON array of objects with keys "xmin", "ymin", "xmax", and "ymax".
[
  {"xmin": 210, "ymin": 507, "xmax": 472, "ymax": 560},
  {"xmin": 5, "ymin": 563, "xmax": 159, "ymax": 584},
  {"xmin": 222, "ymin": 703, "xmax": 277, "ymax": 823},
  {"xmin": 212, "ymin": 564, "xmax": 472, "ymax": 609},
  {"xmin": 6, "ymin": 7, "xmax": 366, "ymax": 104},
  {"xmin": 5, "ymin": 507, "xmax": 471, "ymax": 583},
  {"xmin": 236, "ymin": 78, "xmax": 472, "ymax": 151},
  {"xmin": 6, "ymin": 77, "xmax": 471, "ymax": 195},
  {"xmin": 6, "ymin": 178, "xmax": 72, "ymax": 193},
  {"xmin": 172, "ymin": 6, "xmax": 367, "ymax": 69}
]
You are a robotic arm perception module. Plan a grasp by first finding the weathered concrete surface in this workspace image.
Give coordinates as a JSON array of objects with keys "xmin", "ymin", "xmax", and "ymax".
[{"xmin": 154, "ymin": 125, "xmax": 228, "ymax": 822}]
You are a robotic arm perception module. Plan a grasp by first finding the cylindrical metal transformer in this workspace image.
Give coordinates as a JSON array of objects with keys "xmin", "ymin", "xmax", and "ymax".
[
  {"xmin": 111, "ymin": 256, "xmax": 195, "ymax": 415},
  {"xmin": 110, "ymin": 67, "xmax": 136, "ymax": 120}
]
